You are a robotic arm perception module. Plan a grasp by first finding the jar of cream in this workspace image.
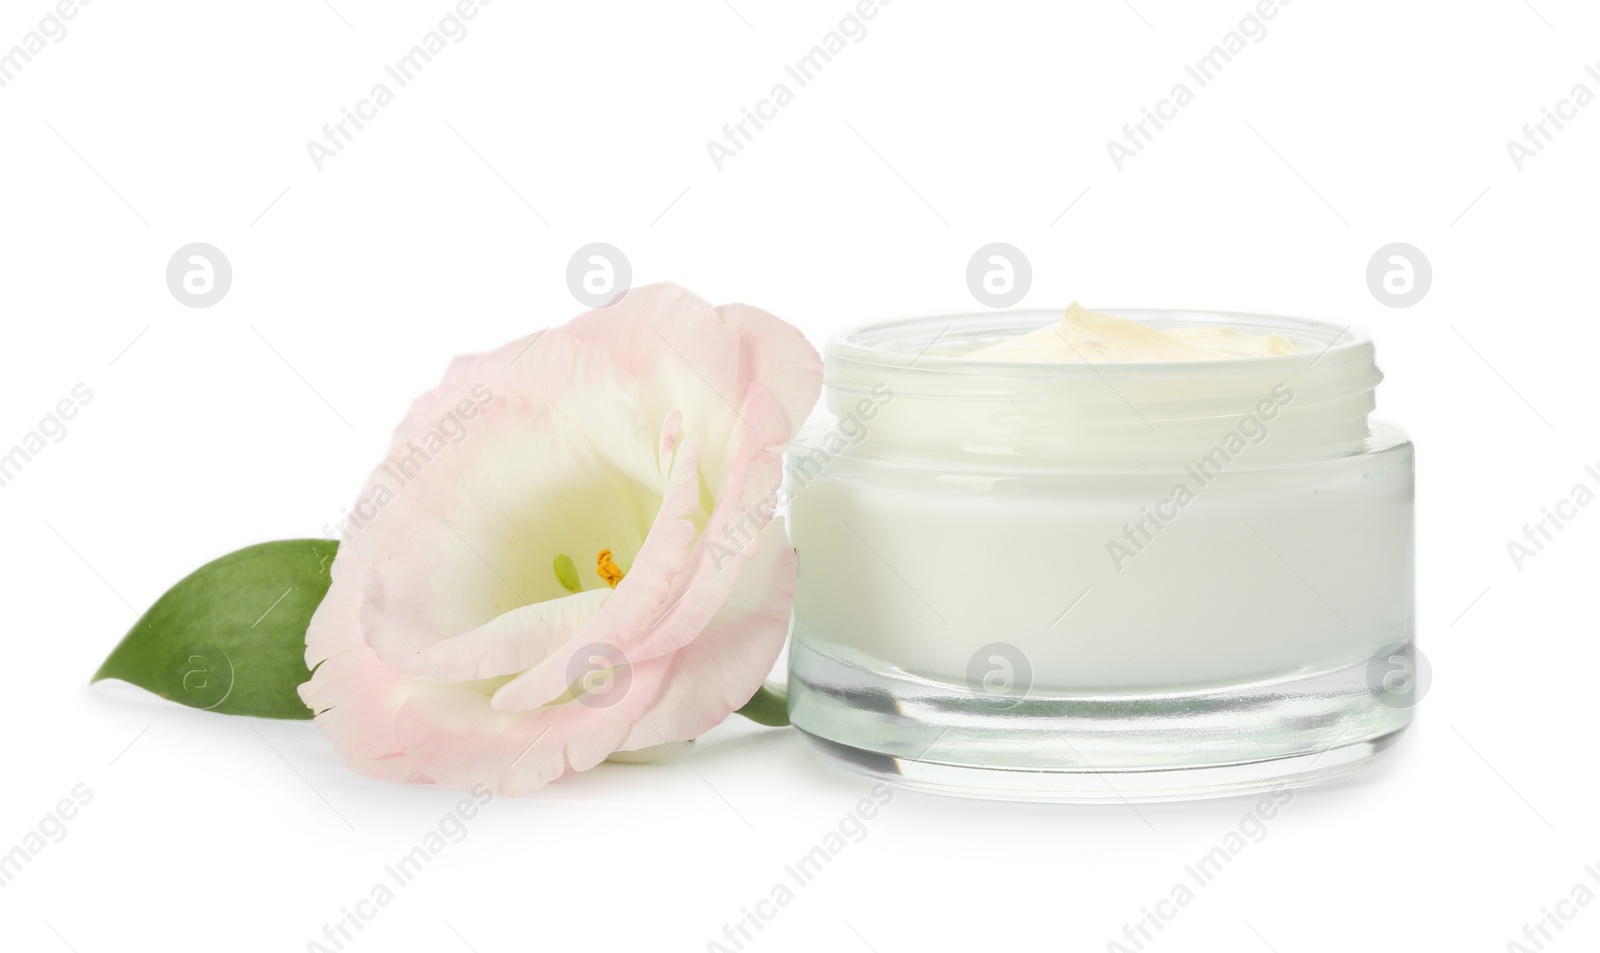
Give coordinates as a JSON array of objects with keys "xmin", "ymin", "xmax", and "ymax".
[{"xmin": 785, "ymin": 305, "xmax": 1416, "ymax": 802}]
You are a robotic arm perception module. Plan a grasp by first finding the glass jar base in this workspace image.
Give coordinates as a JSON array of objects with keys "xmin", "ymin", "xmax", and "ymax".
[
  {"xmin": 798, "ymin": 727, "xmax": 1405, "ymax": 803},
  {"xmin": 788, "ymin": 635, "xmax": 1414, "ymax": 803}
]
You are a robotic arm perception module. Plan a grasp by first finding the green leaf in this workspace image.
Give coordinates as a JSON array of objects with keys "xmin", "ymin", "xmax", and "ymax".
[
  {"xmin": 734, "ymin": 682, "xmax": 790, "ymax": 727},
  {"xmin": 92, "ymin": 539, "xmax": 338, "ymax": 719}
]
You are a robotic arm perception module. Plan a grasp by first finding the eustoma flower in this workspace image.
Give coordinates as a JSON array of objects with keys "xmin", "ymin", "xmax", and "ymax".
[{"xmin": 299, "ymin": 284, "xmax": 821, "ymax": 795}]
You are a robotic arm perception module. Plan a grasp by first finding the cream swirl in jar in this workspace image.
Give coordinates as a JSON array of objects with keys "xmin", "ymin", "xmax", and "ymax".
[{"xmin": 965, "ymin": 302, "xmax": 1301, "ymax": 362}]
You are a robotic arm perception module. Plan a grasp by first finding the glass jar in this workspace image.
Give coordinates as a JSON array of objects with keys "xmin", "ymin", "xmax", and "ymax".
[{"xmin": 785, "ymin": 309, "xmax": 1416, "ymax": 802}]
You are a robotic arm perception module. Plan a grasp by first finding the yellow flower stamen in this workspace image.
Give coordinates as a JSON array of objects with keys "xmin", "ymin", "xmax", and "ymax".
[{"xmin": 596, "ymin": 549, "xmax": 624, "ymax": 588}]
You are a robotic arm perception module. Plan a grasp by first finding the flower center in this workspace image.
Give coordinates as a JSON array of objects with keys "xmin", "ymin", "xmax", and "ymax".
[{"xmin": 551, "ymin": 550, "xmax": 627, "ymax": 593}]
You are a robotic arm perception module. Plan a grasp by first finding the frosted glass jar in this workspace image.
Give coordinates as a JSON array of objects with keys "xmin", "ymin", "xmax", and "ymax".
[{"xmin": 785, "ymin": 309, "xmax": 1416, "ymax": 802}]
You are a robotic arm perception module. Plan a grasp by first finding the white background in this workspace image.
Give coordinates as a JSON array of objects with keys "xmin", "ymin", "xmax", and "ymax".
[{"xmin": 2, "ymin": 0, "xmax": 1597, "ymax": 950}]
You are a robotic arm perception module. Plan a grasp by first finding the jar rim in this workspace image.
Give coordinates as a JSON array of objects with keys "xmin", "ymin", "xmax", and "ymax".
[{"xmin": 828, "ymin": 308, "xmax": 1371, "ymax": 378}]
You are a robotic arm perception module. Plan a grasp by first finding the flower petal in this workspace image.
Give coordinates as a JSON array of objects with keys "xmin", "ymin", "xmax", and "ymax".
[
  {"xmin": 404, "ymin": 587, "xmax": 612, "ymax": 681},
  {"xmin": 390, "ymin": 652, "xmax": 675, "ymax": 796},
  {"xmin": 714, "ymin": 301, "xmax": 824, "ymax": 440},
  {"xmin": 621, "ymin": 516, "xmax": 797, "ymax": 750}
]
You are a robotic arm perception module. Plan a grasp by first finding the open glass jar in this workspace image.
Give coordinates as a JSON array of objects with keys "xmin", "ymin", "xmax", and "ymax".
[{"xmin": 785, "ymin": 309, "xmax": 1416, "ymax": 802}]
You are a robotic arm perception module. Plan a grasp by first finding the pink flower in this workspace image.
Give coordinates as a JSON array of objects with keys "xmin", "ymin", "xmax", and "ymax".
[{"xmin": 299, "ymin": 284, "xmax": 821, "ymax": 795}]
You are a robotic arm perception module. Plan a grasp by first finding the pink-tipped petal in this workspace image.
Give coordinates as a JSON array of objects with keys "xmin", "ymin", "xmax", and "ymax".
[{"xmin": 621, "ymin": 517, "xmax": 796, "ymax": 750}]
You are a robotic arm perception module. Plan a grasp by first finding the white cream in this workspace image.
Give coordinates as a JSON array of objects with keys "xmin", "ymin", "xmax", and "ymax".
[{"xmin": 965, "ymin": 302, "xmax": 1301, "ymax": 362}]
